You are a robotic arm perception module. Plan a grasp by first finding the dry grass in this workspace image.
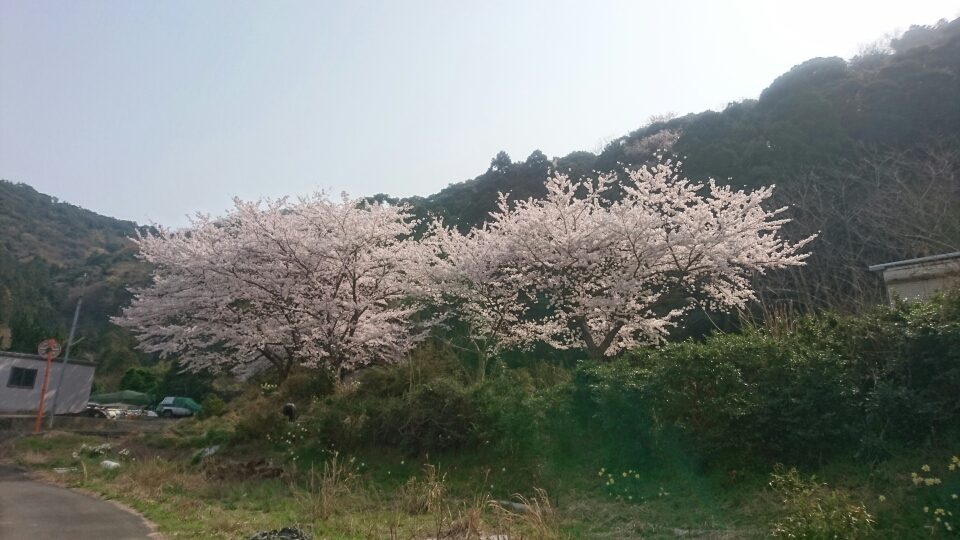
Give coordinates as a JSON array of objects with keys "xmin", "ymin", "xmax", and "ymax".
[
  {"xmin": 399, "ymin": 464, "xmax": 448, "ymax": 515},
  {"xmin": 19, "ymin": 450, "xmax": 49, "ymax": 465},
  {"xmin": 290, "ymin": 451, "xmax": 361, "ymax": 521},
  {"xmin": 113, "ymin": 457, "xmax": 203, "ymax": 500},
  {"xmin": 494, "ymin": 488, "xmax": 564, "ymax": 540},
  {"xmin": 7, "ymin": 430, "xmax": 767, "ymax": 540}
]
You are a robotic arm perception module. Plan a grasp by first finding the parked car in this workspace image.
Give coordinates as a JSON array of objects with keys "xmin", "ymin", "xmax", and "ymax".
[{"xmin": 157, "ymin": 396, "xmax": 202, "ymax": 418}]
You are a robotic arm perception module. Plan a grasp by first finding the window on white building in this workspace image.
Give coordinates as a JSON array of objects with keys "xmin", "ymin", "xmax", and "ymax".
[{"xmin": 7, "ymin": 367, "xmax": 38, "ymax": 389}]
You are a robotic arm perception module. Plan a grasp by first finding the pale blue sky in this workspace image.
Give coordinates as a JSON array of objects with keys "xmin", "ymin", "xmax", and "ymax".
[{"xmin": 2, "ymin": 1, "xmax": 958, "ymax": 227}]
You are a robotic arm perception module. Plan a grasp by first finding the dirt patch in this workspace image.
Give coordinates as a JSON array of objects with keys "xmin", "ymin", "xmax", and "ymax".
[
  {"xmin": 115, "ymin": 436, "xmax": 193, "ymax": 462},
  {"xmin": 204, "ymin": 458, "xmax": 285, "ymax": 481},
  {"xmin": 18, "ymin": 450, "xmax": 49, "ymax": 465}
]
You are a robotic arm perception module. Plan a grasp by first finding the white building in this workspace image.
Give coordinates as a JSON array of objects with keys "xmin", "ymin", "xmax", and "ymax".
[
  {"xmin": 869, "ymin": 252, "xmax": 960, "ymax": 305},
  {"xmin": 0, "ymin": 351, "xmax": 95, "ymax": 414}
]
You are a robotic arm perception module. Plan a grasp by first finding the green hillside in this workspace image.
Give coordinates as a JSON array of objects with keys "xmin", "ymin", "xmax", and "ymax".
[
  {"xmin": 408, "ymin": 18, "xmax": 960, "ymax": 312},
  {"xmin": 2, "ymin": 17, "xmax": 959, "ymax": 356},
  {"xmin": 417, "ymin": 18, "xmax": 960, "ymax": 229},
  {"xmin": 0, "ymin": 180, "xmax": 152, "ymax": 364}
]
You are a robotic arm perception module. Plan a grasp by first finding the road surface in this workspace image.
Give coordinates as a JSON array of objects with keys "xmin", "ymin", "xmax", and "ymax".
[{"xmin": 0, "ymin": 465, "xmax": 159, "ymax": 540}]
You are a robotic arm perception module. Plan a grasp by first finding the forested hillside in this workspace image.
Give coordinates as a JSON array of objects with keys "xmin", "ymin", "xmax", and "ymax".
[
  {"xmin": 0, "ymin": 180, "xmax": 152, "ymax": 372},
  {"xmin": 409, "ymin": 17, "xmax": 960, "ymax": 312},
  {"xmin": 2, "ymin": 16, "xmax": 959, "ymax": 361}
]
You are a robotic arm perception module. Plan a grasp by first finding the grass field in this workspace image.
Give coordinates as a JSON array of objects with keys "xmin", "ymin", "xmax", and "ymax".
[{"xmin": 4, "ymin": 420, "xmax": 958, "ymax": 540}]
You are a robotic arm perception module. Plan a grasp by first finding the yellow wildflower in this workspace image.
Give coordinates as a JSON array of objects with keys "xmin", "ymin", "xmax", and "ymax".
[
  {"xmin": 922, "ymin": 464, "xmax": 931, "ymax": 472},
  {"xmin": 878, "ymin": 495, "xmax": 886, "ymax": 502}
]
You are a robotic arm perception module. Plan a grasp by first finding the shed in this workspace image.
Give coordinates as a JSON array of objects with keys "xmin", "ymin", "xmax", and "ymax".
[
  {"xmin": 869, "ymin": 252, "xmax": 960, "ymax": 305},
  {"xmin": 0, "ymin": 351, "xmax": 96, "ymax": 415}
]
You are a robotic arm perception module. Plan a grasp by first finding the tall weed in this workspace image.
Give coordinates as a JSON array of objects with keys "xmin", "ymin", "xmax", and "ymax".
[{"xmin": 768, "ymin": 465, "xmax": 874, "ymax": 540}]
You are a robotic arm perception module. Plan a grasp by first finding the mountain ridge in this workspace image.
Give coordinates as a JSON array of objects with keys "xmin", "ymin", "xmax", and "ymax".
[{"xmin": 2, "ymin": 16, "xmax": 959, "ymax": 350}]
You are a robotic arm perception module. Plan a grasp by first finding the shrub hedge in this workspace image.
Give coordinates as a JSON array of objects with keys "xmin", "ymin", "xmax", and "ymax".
[{"xmin": 281, "ymin": 292, "xmax": 960, "ymax": 471}]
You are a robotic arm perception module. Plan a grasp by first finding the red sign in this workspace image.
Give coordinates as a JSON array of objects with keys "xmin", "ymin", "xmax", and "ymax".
[{"xmin": 37, "ymin": 339, "xmax": 61, "ymax": 358}]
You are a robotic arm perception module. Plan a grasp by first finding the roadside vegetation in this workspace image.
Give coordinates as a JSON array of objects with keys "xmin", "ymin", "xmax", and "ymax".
[{"xmin": 5, "ymin": 291, "xmax": 960, "ymax": 539}]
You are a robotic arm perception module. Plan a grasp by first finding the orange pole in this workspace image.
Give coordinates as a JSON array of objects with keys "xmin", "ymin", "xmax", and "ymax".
[{"xmin": 34, "ymin": 348, "xmax": 55, "ymax": 433}]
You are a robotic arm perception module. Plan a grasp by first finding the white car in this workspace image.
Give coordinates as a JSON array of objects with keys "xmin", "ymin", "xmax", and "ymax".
[{"xmin": 157, "ymin": 396, "xmax": 202, "ymax": 418}]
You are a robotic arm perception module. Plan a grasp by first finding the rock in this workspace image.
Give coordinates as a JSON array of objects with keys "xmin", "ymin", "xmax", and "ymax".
[
  {"xmin": 100, "ymin": 460, "xmax": 121, "ymax": 470},
  {"xmin": 247, "ymin": 527, "xmax": 312, "ymax": 540},
  {"xmin": 282, "ymin": 403, "xmax": 298, "ymax": 422}
]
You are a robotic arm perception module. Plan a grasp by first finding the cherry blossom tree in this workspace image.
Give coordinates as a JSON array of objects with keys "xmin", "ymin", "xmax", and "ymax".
[
  {"xmin": 430, "ymin": 161, "xmax": 813, "ymax": 361},
  {"xmin": 420, "ymin": 221, "xmax": 556, "ymax": 380},
  {"xmin": 114, "ymin": 192, "xmax": 425, "ymax": 383}
]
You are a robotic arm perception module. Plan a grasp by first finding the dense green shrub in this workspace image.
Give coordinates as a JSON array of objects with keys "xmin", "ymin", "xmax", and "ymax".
[
  {"xmin": 564, "ymin": 289, "xmax": 960, "ymax": 469},
  {"xmin": 118, "ymin": 366, "xmax": 159, "ymax": 395},
  {"xmin": 564, "ymin": 361, "xmax": 660, "ymax": 466},
  {"xmin": 800, "ymin": 293, "xmax": 960, "ymax": 448},
  {"xmin": 311, "ymin": 369, "xmax": 539, "ymax": 457},
  {"xmin": 238, "ymin": 292, "xmax": 960, "ymax": 473},
  {"xmin": 354, "ymin": 343, "xmax": 467, "ymax": 400},
  {"xmin": 279, "ymin": 371, "xmax": 335, "ymax": 405},
  {"xmin": 369, "ymin": 377, "xmax": 489, "ymax": 455},
  {"xmin": 196, "ymin": 395, "xmax": 228, "ymax": 419},
  {"xmin": 638, "ymin": 334, "xmax": 861, "ymax": 466}
]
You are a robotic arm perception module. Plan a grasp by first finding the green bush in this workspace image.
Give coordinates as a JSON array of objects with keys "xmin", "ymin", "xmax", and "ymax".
[
  {"xmin": 565, "ymin": 361, "xmax": 661, "ymax": 467},
  {"xmin": 310, "ymin": 367, "xmax": 540, "ymax": 457},
  {"xmin": 369, "ymin": 377, "xmax": 488, "ymax": 455},
  {"xmin": 118, "ymin": 367, "xmax": 158, "ymax": 395},
  {"xmin": 231, "ymin": 291, "xmax": 960, "ymax": 473},
  {"xmin": 196, "ymin": 395, "xmax": 228, "ymax": 419},
  {"xmin": 565, "ymin": 334, "xmax": 862, "ymax": 469},
  {"xmin": 354, "ymin": 343, "xmax": 467, "ymax": 400},
  {"xmin": 279, "ymin": 371, "xmax": 335, "ymax": 405},
  {"xmin": 769, "ymin": 465, "xmax": 874, "ymax": 540},
  {"xmin": 799, "ymin": 292, "xmax": 960, "ymax": 448},
  {"xmin": 642, "ymin": 334, "xmax": 861, "ymax": 466}
]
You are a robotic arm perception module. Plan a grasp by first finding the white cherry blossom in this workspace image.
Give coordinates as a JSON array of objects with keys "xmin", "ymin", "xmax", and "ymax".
[
  {"xmin": 430, "ymin": 161, "xmax": 812, "ymax": 360},
  {"xmin": 114, "ymin": 192, "xmax": 424, "ymax": 382}
]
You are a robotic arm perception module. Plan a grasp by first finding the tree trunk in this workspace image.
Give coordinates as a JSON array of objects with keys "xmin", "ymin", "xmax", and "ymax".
[{"xmin": 576, "ymin": 317, "xmax": 623, "ymax": 361}]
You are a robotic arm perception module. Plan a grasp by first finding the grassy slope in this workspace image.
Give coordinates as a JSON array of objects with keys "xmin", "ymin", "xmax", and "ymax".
[{"xmin": 5, "ymin": 417, "xmax": 958, "ymax": 539}]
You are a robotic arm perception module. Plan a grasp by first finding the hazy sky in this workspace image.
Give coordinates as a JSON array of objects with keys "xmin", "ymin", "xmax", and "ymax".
[{"xmin": 2, "ymin": 1, "xmax": 958, "ymax": 227}]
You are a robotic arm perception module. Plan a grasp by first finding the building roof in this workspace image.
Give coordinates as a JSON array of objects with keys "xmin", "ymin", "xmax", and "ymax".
[
  {"xmin": 0, "ymin": 350, "xmax": 97, "ymax": 367},
  {"xmin": 868, "ymin": 252, "xmax": 960, "ymax": 273}
]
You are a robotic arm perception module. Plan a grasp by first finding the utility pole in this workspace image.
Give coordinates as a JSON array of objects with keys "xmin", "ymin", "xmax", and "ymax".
[
  {"xmin": 48, "ymin": 273, "xmax": 86, "ymax": 429},
  {"xmin": 34, "ymin": 339, "xmax": 60, "ymax": 433}
]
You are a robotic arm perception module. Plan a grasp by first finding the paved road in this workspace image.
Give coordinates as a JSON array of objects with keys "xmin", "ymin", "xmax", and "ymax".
[{"xmin": 0, "ymin": 465, "xmax": 158, "ymax": 540}]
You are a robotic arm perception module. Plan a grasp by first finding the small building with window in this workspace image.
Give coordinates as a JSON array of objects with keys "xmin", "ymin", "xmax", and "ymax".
[
  {"xmin": 869, "ymin": 252, "xmax": 960, "ymax": 305},
  {"xmin": 0, "ymin": 351, "xmax": 96, "ymax": 415}
]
